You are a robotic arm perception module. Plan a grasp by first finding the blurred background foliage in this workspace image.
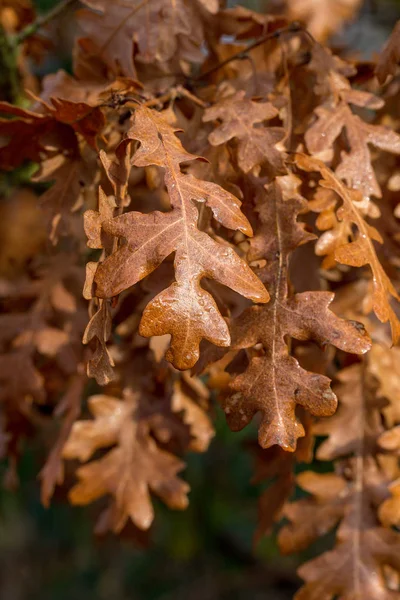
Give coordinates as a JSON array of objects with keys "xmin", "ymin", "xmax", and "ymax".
[{"xmin": 0, "ymin": 0, "xmax": 399, "ymax": 598}]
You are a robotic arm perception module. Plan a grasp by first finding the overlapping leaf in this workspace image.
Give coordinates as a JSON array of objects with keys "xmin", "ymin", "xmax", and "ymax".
[
  {"xmin": 78, "ymin": 0, "xmax": 214, "ymax": 77},
  {"xmin": 221, "ymin": 174, "xmax": 370, "ymax": 450},
  {"xmin": 0, "ymin": 97, "xmax": 105, "ymax": 169},
  {"xmin": 305, "ymin": 92, "xmax": 400, "ymax": 198},
  {"xmin": 280, "ymin": 468, "xmax": 400, "ymax": 600},
  {"xmin": 296, "ymin": 153, "xmax": 400, "ymax": 343},
  {"xmin": 90, "ymin": 106, "xmax": 268, "ymax": 370},
  {"xmin": 279, "ymin": 362, "xmax": 400, "ymax": 599},
  {"xmin": 63, "ymin": 391, "xmax": 190, "ymax": 531},
  {"xmin": 203, "ymin": 91, "xmax": 285, "ymax": 174}
]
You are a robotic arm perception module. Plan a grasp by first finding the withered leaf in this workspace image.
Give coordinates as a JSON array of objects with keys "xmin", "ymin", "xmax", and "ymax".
[
  {"xmin": 83, "ymin": 300, "xmax": 115, "ymax": 386},
  {"xmin": 279, "ymin": 345, "xmax": 400, "ymax": 599},
  {"xmin": 91, "ymin": 106, "xmax": 268, "ymax": 370},
  {"xmin": 0, "ymin": 97, "xmax": 105, "ymax": 164},
  {"xmin": 33, "ymin": 154, "xmax": 94, "ymax": 244},
  {"xmin": 0, "ymin": 350, "xmax": 44, "ymax": 405},
  {"xmin": 171, "ymin": 379, "xmax": 214, "ymax": 453},
  {"xmin": 369, "ymin": 343, "xmax": 400, "ymax": 427},
  {"xmin": 63, "ymin": 392, "xmax": 189, "ymax": 531},
  {"xmin": 84, "ymin": 185, "xmax": 116, "ymax": 252},
  {"xmin": 306, "ymin": 100, "xmax": 400, "ymax": 198},
  {"xmin": 313, "ymin": 363, "xmax": 384, "ymax": 461},
  {"xmin": 280, "ymin": 466, "xmax": 400, "ymax": 600},
  {"xmin": 203, "ymin": 91, "xmax": 285, "ymax": 174},
  {"xmin": 296, "ymin": 153, "xmax": 400, "ymax": 343},
  {"xmin": 78, "ymin": 0, "xmax": 212, "ymax": 76},
  {"xmin": 222, "ymin": 175, "xmax": 370, "ymax": 451}
]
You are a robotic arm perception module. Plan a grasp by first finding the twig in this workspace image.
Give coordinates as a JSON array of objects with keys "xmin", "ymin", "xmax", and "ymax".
[
  {"xmin": 15, "ymin": 0, "xmax": 76, "ymax": 45},
  {"xmin": 189, "ymin": 21, "xmax": 307, "ymax": 85}
]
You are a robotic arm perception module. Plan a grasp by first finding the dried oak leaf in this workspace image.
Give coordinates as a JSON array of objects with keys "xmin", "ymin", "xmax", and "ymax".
[
  {"xmin": 0, "ymin": 350, "xmax": 44, "ymax": 405},
  {"xmin": 171, "ymin": 379, "xmax": 214, "ymax": 453},
  {"xmin": 0, "ymin": 97, "xmax": 104, "ymax": 169},
  {"xmin": 83, "ymin": 300, "xmax": 115, "ymax": 386},
  {"xmin": 305, "ymin": 94, "xmax": 400, "ymax": 198},
  {"xmin": 308, "ymin": 187, "xmax": 353, "ymax": 269},
  {"xmin": 32, "ymin": 153, "xmax": 94, "ymax": 244},
  {"xmin": 0, "ymin": 106, "xmax": 74, "ymax": 170},
  {"xmin": 296, "ymin": 154, "xmax": 400, "ymax": 344},
  {"xmin": 369, "ymin": 343, "xmax": 400, "ymax": 427},
  {"xmin": 63, "ymin": 392, "xmax": 189, "ymax": 531},
  {"xmin": 279, "ymin": 352, "xmax": 400, "ymax": 599},
  {"xmin": 78, "ymin": 0, "xmax": 212, "ymax": 76},
  {"xmin": 251, "ymin": 412, "xmax": 313, "ymax": 545},
  {"xmin": 0, "ymin": 263, "xmax": 84, "ymax": 407},
  {"xmin": 222, "ymin": 175, "xmax": 370, "ymax": 451},
  {"xmin": 91, "ymin": 106, "xmax": 268, "ymax": 370},
  {"xmin": 313, "ymin": 363, "xmax": 385, "ymax": 461},
  {"xmin": 378, "ymin": 423, "xmax": 400, "ymax": 529},
  {"xmin": 279, "ymin": 467, "xmax": 400, "ymax": 600},
  {"xmin": 376, "ymin": 21, "xmax": 400, "ymax": 84},
  {"xmin": 203, "ymin": 91, "xmax": 285, "ymax": 174}
]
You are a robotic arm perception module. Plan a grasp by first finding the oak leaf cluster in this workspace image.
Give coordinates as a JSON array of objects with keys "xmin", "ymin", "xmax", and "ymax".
[{"xmin": 2, "ymin": 0, "xmax": 400, "ymax": 597}]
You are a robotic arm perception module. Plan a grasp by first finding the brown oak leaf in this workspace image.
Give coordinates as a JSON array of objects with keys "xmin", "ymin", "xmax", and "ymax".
[
  {"xmin": 279, "ymin": 466, "xmax": 400, "ymax": 600},
  {"xmin": 221, "ymin": 175, "xmax": 370, "ymax": 450},
  {"xmin": 305, "ymin": 97, "xmax": 400, "ymax": 198},
  {"xmin": 78, "ymin": 0, "xmax": 212, "ymax": 77},
  {"xmin": 171, "ymin": 379, "xmax": 214, "ymax": 453},
  {"xmin": 203, "ymin": 91, "xmax": 285, "ymax": 174},
  {"xmin": 0, "ymin": 97, "xmax": 105, "ymax": 166},
  {"xmin": 296, "ymin": 153, "xmax": 400, "ymax": 343},
  {"xmin": 63, "ymin": 391, "xmax": 189, "ymax": 531},
  {"xmin": 313, "ymin": 363, "xmax": 385, "ymax": 461},
  {"xmin": 82, "ymin": 300, "xmax": 115, "ymax": 386},
  {"xmin": 91, "ymin": 106, "xmax": 268, "ymax": 370}
]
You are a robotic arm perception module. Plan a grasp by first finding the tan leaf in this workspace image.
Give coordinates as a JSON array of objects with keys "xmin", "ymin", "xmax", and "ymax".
[
  {"xmin": 296, "ymin": 154, "xmax": 400, "ymax": 343},
  {"xmin": 171, "ymin": 380, "xmax": 214, "ymax": 452},
  {"xmin": 82, "ymin": 301, "xmax": 115, "ymax": 386},
  {"xmin": 369, "ymin": 344, "xmax": 400, "ymax": 427},
  {"xmin": 78, "ymin": 0, "xmax": 211, "ymax": 76},
  {"xmin": 306, "ymin": 102, "xmax": 400, "ymax": 198},
  {"xmin": 314, "ymin": 363, "xmax": 384, "ymax": 461},
  {"xmin": 91, "ymin": 107, "xmax": 268, "ymax": 370},
  {"xmin": 221, "ymin": 175, "xmax": 370, "ymax": 450},
  {"xmin": 63, "ymin": 392, "xmax": 189, "ymax": 531},
  {"xmin": 203, "ymin": 91, "xmax": 285, "ymax": 174}
]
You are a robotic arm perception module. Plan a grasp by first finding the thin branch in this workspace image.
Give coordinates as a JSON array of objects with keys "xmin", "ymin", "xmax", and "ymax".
[
  {"xmin": 15, "ymin": 0, "xmax": 77, "ymax": 45},
  {"xmin": 188, "ymin": 21, "xmax": 318, "ymax": 87},
  {"xmin": 190, "ymin": 22, "xmax": 305, "ymax": 84}
]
